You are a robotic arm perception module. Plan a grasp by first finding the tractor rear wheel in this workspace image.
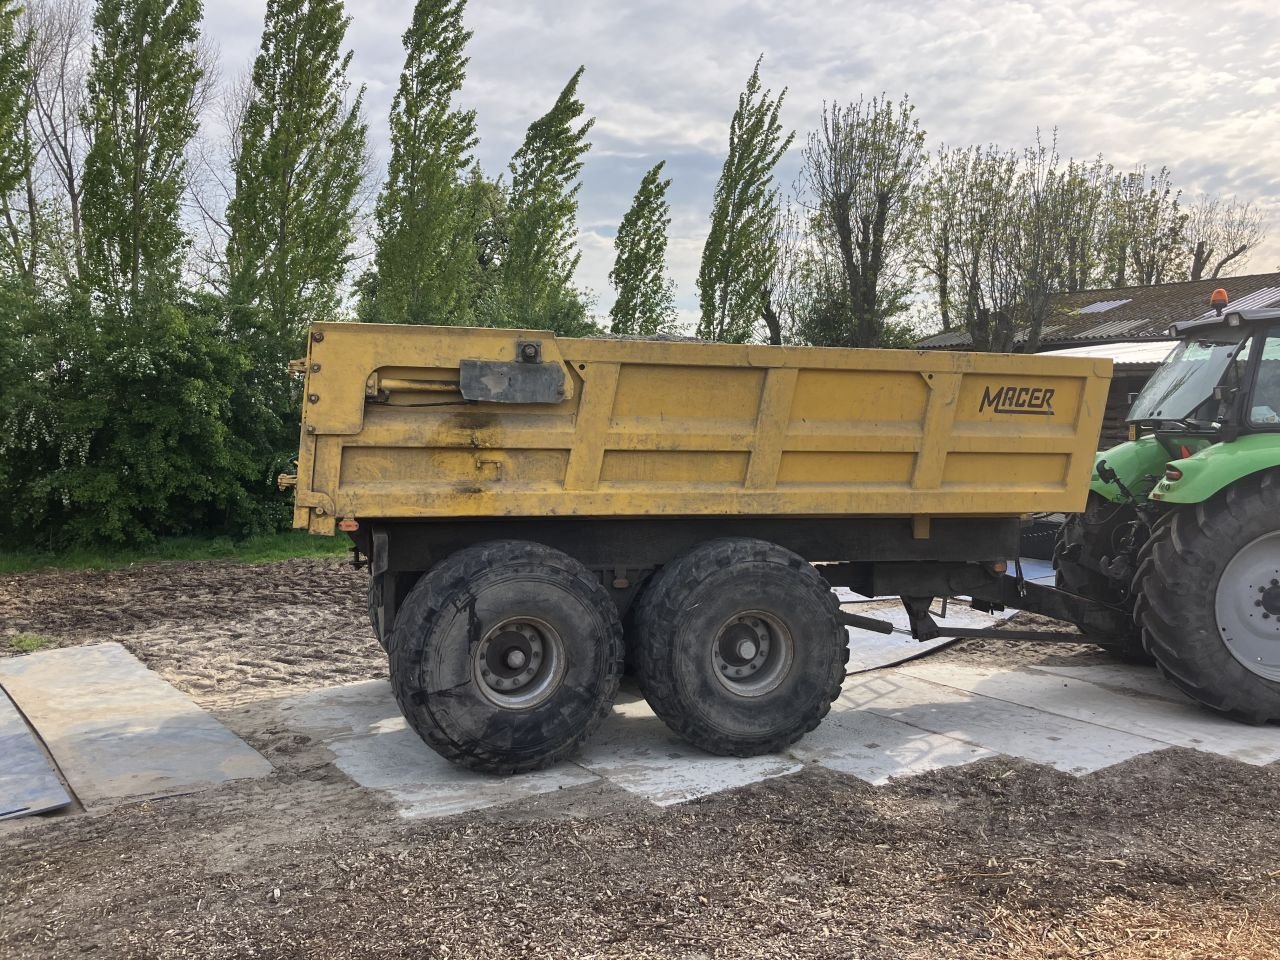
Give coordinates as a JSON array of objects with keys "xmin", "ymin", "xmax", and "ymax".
[
  {"xmin": 633, "ymin": 538, "xmax": 847, "ymax": 756},
  {"xmin": 1054, "ymin": 494, "xmax": 1152, "ymax": 664},
  {"xmin": 1136, "ymin": 471, "xmax": 1280, "ymax": 723}
]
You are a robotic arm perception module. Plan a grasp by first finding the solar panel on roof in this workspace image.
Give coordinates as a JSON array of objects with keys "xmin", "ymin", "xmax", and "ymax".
[{"xmin": 1077, "ymin": 298, "xmax": 1131, "ymax": 314}]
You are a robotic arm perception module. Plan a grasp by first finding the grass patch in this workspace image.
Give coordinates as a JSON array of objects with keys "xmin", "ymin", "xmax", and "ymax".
[
  {"xmin": 7, "ymin": 633, "xmax": 55, "ymax": 653},
  {"xmin": 0, "ymin": 531, "xmax": 350, "ymax": 576}
]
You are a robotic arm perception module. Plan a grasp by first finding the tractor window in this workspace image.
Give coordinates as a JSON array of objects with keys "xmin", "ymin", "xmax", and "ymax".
[
  {"xmin": 1250, "ymin": 328, "xmax": 1280, "ymax": 428},
  {"xmin": 1127, "ymin": 336, "xmax": 1247, "ymax": 426}
]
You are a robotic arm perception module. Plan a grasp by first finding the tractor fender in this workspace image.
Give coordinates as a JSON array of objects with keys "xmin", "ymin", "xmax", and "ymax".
[
  {"xmin": 1089, "ymin": 437, "xmax": 1170, "ymax": 503},
  {"xmin": 1150, "ymin": 433, "xmax": 1280, "ymax": 504}
]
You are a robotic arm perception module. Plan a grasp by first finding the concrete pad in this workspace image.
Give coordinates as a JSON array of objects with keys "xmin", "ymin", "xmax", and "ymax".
[
  {"xmin": 900, "ymin": 659, "xmax": 1280, "ymax": 766},
  {"xmin": 793, "ymin": 706, "xmax": 993, "ymax": 784},
  {"xmin": 0, "ymin": 644, "xmax": 272, "ymax": 808},
  {"xmin": 1028, "ymin": 663, "xmax": 1194, "ymax": 703},
  {"xmin": 835, "ymin": 672, "xmax": 1167, "ymax": 775},
  {"xmin": 280, "ymin": 680, "xmax": 599, "ymax": 818},
  {"xmin": 0, "ymin": 689, "xmax": 72, "ymax": 820},
  {"xmin": 576, "ymin": 693, "xmax": 801, "ymax": 806}
]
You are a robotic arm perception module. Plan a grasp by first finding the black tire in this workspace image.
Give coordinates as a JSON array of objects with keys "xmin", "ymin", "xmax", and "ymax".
[
  {"xmin": 1136, "ymin": 471, "xmax": 1280, "ymax": 723},
  {"xmin": 633, "ymin": 538, "xmax": 847, "ymax": 757},
  {"xmin": 1054, "ymin": 494, "xmax": 1153, "ymax": 664},
  {"xmin": 368, "ymin": 573, "xmax": 386, "ymax": 651},
  {"xmin": 387, "ymin": 541, "xmax": 624, "ymax": 773}
]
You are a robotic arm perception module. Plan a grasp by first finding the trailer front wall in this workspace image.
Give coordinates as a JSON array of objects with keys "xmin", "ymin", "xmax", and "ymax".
[{"xmin": 292, "ymin": 324, "xmax": 1112, "ymax": 536}]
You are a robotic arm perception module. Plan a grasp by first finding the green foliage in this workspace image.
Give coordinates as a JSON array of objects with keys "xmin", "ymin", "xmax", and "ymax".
[
  {"xmin": 504, "ymin": 66, "xmax": 596, "ymax": 334},
  {"xmin": 697, "ymin": 56, "xmax": 793, "ymax": 343},
  {"xmin": 0, "ymin": 531, "xmax": 348, "ymax": 575},
  {"xmin": 6, "ymin": 633, "xmax": 55, "ymax": 653},
  {"xmin": 1105, "ymin": 165, "xmax": 1186, "ymax": 287},
  {"xmin": 609, "ymin": 162, "xmax": 676, "ymax": 336},
  {"xmin": 81, "ymin": 0, "xmax": 203, "ymax": 311},
  {"xmin": 369, "ymin": 0, "xmax": 478, "ymax": 326},
  {"xmin": 226, "ymin": 0, "xmax": 368, "ymax": 348},
  {"xmin": 0, "ymin": 0, "xmax": 32, "ymax": 278},
  {"xmin": 0, "ymin": 290, "xmax": 267, "ymax": 549}
]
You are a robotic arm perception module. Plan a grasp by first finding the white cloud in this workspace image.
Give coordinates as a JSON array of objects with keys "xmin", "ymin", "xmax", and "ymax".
[{"xmin": 205, "ymin": 0, "xmax": 1280, "ymax": 321}]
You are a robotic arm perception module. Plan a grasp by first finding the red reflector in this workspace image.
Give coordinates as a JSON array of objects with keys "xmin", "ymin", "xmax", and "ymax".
[
  {"xmin": 338, "ymin": 518, "xmax": 359, "ymax": 533},
  {"xmin": 1165, "ymin": 467, "xmax": 1183, "ymax": 482}
]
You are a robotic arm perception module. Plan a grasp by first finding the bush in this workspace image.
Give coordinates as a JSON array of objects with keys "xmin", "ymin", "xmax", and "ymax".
[{"xmin": 0, "ymin": 290, "xmax": 288, "ymax": 549}]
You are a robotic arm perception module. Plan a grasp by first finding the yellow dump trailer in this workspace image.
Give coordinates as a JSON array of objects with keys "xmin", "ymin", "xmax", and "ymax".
[{"xmin": 286, "ymin": 322, "xmax": 1112, "ymax": 773}]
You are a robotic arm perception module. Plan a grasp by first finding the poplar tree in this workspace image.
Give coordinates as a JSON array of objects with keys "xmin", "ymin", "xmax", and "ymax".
[
  {"xmin": 609, "ymin": 161, "xmax": 675, "ymax": 335},
  {"xmin": 81, "ymin": 0, "xmax": 203, "ymax": 310},
  {"xmin": 697, "ymin": 57, "xmax": 793, "ymax": 343},
  {"xmin": 226, "ymin": 0, "xmax": 368, "ymax": 351},
  {"xmin": 504, "ymin": 66, "xmax": 594, "ymax": 334},
  {"xmin": 371, "ymin": 0, "xmax": 477, "ymax": 325},
  {"xmin": 0, "ymin": 0, "xmax": 32, "ymax": 282}
]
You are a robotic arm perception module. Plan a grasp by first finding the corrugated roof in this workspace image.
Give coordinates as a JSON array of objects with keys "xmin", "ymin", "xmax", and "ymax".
[
  {"xmin": 1041, "ymin": 340, "xmax": 1178, "ymax": 367},
  {"xmin": 918, "ymin": 272, "xmax": 1280, "ymax": 351}
]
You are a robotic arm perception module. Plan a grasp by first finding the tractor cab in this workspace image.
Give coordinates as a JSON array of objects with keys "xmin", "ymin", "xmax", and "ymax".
[{"xmin": 1127, "ymin": 292, "xmax": 1280, "ymax": 440}]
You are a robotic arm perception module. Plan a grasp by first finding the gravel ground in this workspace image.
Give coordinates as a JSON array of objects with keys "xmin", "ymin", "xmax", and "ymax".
[{"xmin": 3, "ymin": 557, "xmax": 1280, "ymax": 959}]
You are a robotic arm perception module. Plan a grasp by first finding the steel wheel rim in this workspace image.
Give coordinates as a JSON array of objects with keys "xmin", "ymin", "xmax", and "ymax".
[
  {"xmin": 710, "ymin": 610, "xmax": 794, "ymax": 697},
  {"xmin": 1216, "ymin": 530, "xmax": 1280, "ymax": 682},
  {"xmin": 473, "ymin": 616, "xmax": 566, "ymax": 710}
]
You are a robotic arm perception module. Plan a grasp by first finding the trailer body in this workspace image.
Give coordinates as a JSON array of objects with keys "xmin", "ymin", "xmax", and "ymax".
[
  {"xmin": 285, "ymin": 322, "xmax": 1113, "ymax": 773},
  {"xmin": 292, "ymin": 322, "xmax": 1111, "ymax": 536}
]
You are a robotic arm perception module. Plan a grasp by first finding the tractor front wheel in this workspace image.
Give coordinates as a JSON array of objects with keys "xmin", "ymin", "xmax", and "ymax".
[{"xmin": 1054, "ymin": 494, "xmax": 1152, "ymax": 664}]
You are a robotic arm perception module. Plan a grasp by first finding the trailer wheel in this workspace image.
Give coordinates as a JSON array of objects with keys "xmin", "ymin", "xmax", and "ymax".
[
  {"xmin": 634, "ymin": 538, "xmax": 847, "ymax": 756},
  {"xmin": 368, "ymin": 573, "xmax": 386, "ymax": 651},
  {"xmin": 387, "ymin": 541, "xmax": 624, "ymax": 773},
  {"xmin": 1054, "ymin": 494, "xmax": 1152, "ymax": 664},
  {"xmin": 1136, "ymin": 471, "xmax": 1280, "ymax": 723}
]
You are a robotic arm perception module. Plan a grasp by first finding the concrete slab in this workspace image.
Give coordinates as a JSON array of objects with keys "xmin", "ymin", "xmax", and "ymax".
[
  {"xmin": 280, "ymin": 680, "xmax": 599, "ymax": 818},
  {"xmin": 0, "ymin": 643, "xmax": 272, "ymax": 807},
  {"xmin": 1028, "ymin": 663, "xmax": 1194, "ymax": 703},
  {"xmin": 576, "ymin": 693, "xmax": 801, "ymax": 805},
  {"xmin": 0, "ymin": 689, "xmax": 72, "ymax": 820},
  {"xmin": 793, "ymin": 706, "xmax": 994, "ymax": 784},
  {"xmin": 900, "ymin": 659, "xmax": 1280, "ymax": 765},
  {"xmin": 835, "ymin": 671, "xmax": 1167, "ymax": 775}
]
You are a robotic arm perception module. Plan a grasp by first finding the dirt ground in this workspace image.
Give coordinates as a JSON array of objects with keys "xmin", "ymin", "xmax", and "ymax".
[{"xmin": 3, "ymin": 557, "xmax": 1280, "ymax": 960}]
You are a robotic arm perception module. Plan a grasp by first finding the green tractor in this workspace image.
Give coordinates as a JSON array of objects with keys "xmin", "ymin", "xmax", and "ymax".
[{"xmin": 1055, "ymin": 291, "xmax": 1280, "ymax": 722}]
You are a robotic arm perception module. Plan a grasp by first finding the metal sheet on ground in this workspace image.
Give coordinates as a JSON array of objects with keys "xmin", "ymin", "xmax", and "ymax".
[
  {"xmin": 280, "ymin": 680, "xmax": 599, "ymax": 819},
  {"xmin": 575, "ymin": 693, "xmax": 801, "ymax": 806},
  {"xmin": 834, "ymin": 672, "xmax": 1167, "ymax": 775},
  {"xmin": 900, "ymin": 660, "xmax": 1280, "ymax": 765},
  {"xmin": 0, "ymin": 644, "xmax": 272, "ymax": 807},
  {"xmin": 0, "ymin": 690, "xmax": 72, "ymax": 821}
]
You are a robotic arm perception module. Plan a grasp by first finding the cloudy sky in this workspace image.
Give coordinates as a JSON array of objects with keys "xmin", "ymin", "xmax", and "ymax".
[{"xmin": 203, "ymin": 0, "xmax": 1280, "ymax": 331}]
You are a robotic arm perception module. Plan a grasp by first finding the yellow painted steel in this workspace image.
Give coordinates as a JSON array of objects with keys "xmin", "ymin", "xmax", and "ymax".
[{"xmin": 290, "ymin": 322, "xmax": 1113, "ymax": 536}]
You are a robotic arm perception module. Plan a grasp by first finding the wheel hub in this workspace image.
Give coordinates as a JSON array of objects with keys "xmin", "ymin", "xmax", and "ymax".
[
  {"xmin": 1261, "ymin": 584, "xmax": 1280, "ymax": 617},
  {"xmin": 474, "ymin": 618, "xmax": 564, "ymax": 709},
  {"xmin": 711, "ymin": 613, "xmax": 794, "ymax": 697},
  {"xmin": 1215, "ymin": 531, "xmax": 1280, "ymax": 683}
]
